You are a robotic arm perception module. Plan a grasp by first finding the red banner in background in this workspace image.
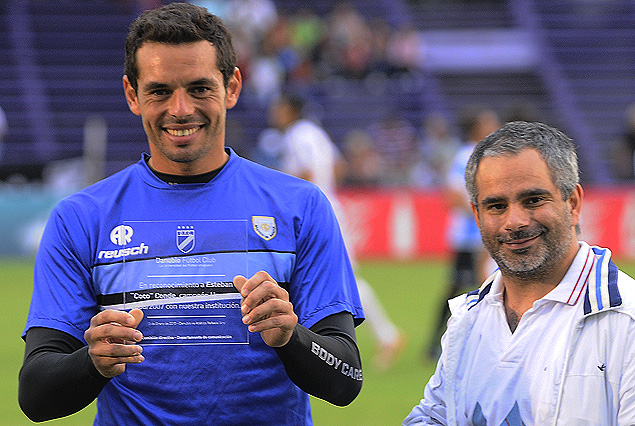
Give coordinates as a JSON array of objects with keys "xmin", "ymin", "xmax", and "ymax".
[
  {"xmin": 578, "ymin": 186, "xmax": 635, "ymax": 259},
  {"xmin": 338, "ymin": 188, "xmax": 450, "ymax": 260},
  {"xmin": 338, "ymin": 186, "xmax": 635, "ymax": 261}
]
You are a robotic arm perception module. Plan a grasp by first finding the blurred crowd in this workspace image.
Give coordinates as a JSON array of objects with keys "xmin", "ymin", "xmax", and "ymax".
[{"xmin": 192, "ymin": 0, "xmax": 422, "ymax": 97}]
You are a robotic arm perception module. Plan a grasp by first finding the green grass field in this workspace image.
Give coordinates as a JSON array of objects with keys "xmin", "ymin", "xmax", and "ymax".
[{"xmin": 3, "ymin": 257, "xmax": 635, "ymax": 425}]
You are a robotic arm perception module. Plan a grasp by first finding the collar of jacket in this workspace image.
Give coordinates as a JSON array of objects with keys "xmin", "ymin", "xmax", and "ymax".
[{"xmin": 465, "ymin": 245, "xmax": 623, "ymax": 315}]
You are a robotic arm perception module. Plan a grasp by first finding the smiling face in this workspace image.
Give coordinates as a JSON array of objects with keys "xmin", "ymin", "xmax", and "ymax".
[
  {"xmin": 123, "ymin": 40, "xmax": 241, "ymax": 175},
  {"xmin": 472, "ymin": 148, "xmax": 582, "ymax": 283}
]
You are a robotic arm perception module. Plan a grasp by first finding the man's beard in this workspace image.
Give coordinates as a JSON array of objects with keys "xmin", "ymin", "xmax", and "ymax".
[{"xmin": 484, "ymin": 219, "xmax": 572, "ymax": 281}]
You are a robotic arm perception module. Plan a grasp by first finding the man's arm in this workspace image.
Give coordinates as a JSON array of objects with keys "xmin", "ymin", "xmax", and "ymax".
[
  {"xmin": 403, "ymin": 352, "xmax": 448, "ymax": 425},
  {"xmin": 234, "ymin": 271, "xmax": 362, "ymax": 405},
  {"xmin": 19, "ymin": 309, "xmax": 145, "ymax": 422},
  {"xmin": 275, "ymin": 312, "xmax": 362, "ymax": 406},
  {"xmin": 19, "ymin": 327, "xmax": 109, "ymax": 422}
]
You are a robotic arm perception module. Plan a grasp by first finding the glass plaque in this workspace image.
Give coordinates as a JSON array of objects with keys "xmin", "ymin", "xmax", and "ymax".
[{"xmin": 122, "ymin": 220, "xmax": 248, "ymax": 345}]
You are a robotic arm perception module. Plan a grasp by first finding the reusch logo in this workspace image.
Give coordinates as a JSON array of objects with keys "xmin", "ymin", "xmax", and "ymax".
[{"xmin": 99, "ymin": 224, "xmax": 149, "ymax": 260}]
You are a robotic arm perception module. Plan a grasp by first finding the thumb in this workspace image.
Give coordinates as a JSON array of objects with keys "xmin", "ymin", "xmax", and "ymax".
[
  {"xmin": 128, "ymin": 308, "xmax": 144, "ymax": 328},
  {"xmin": 233, "ymin": 275, "xmax": 248, "ymax": 294}
]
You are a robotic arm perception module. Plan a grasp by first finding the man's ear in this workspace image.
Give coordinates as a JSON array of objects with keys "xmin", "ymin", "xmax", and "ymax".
[
  {"xmin": 225, "ymin": 67, "xmax": 242, "ymax": 109},
  {"xmin": 568, "ymin": 184, "xmax": 583, "ymax": 228},
  {"xmin": 471, "ymin": 202, "xmax": 481, "ymax": 229},
  {"xmin": 123, "ymin": 75, "xmax": 141, "ymax": 116}
]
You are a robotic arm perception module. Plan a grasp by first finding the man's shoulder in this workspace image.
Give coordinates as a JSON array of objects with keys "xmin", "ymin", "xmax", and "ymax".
[
  {"xmin": 579, "ymin": 261, "xmax": 635, "ymax": 324},
  {"xmin": 446, "ymin": 274, "xmax": 498, "ymax": 323},
  {"xmin": 615, "ymin": 269, "xmax": 635, "ymax": 316},
  {"xmin": 577, "ymin": 270, "xmax": 635, "ymax": 347}
]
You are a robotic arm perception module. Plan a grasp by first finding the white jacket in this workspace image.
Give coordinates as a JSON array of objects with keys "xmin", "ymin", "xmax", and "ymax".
[{"xmin": 405, "ymin": 244, "xmax": 635, "ymax": 426}]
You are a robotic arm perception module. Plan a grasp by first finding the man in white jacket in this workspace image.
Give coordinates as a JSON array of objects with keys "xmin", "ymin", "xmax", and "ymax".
[{"xmin": 404, "ymin": 121, "xmax": 635, "ymax": 426}]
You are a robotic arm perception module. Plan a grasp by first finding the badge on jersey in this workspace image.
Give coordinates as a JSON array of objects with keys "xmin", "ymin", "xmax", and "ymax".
[
  {"xmin": 176, "ymin": 225, "xmax": 195, "ymax": 253},
  {"xmin": 252, "ymin": 216, "xmax": 277, "ymax": 241}
]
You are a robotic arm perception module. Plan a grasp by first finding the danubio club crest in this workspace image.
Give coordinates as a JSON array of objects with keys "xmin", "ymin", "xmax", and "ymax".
[
  {"xmin": 253, "ymin": 216, "xmax": 277, "ymax": 241},
  {"xmin": 176, "ymin": 225, "xmax": 195, "ymax": 253}
]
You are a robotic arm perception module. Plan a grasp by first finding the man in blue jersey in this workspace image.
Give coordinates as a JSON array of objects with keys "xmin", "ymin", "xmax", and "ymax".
[
  {"xmin": 19, "ymin": 3, "xmax": 364, "ymax": 425},
  {"xmin": 404, "ymin": 121, "xmax": 635, "ymax": 425}
]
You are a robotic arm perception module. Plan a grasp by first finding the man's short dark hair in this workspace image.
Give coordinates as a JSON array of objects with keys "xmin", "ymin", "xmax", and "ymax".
[{"xmin": 124, "ymin": 2, "xmax": 237, "ymax": 90}]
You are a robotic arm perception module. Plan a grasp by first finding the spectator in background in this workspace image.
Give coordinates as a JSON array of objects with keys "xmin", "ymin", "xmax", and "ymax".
[
  {"xmin": 340, "ymin": 129, "xmax": 384, "ymax": 187},
  {"xmin": 426, "ymin": 105, "xmax": 501, "ymax": 359},
  {"xmin": 268, "ymin": 92, "xmax": 407, "ymax": 370},
  {"xmin": 386, "ymin": 24, "xmax": 422, "ymax": 78},
  {"xmin": 288, "ymin": 7, "xmax": 325, "ymax": 82},
  {"xmin": 243, "ymin": 9, "xmax": 325, "ymax": 103},
  {"xmin": 325, "ymin": 2, "xmax": 373, "ymax": 79},
  {"xmin": 290, "ymin": 8, "xmax": 324, "ymax": 56},
  {"xmin": 224, "ymin": 0, "xmax": 278, "ymax": 49},
  {"xmin": 367, "ymin": 113, "xmax": 418, "ymax": 186},
  {"xmin": 414, "ymin": 112, "xmax": 461, "ymax": 188},
  {"xmin": 222, "ymin": 1, "xmax": 427, "ymax": 87},
  {"xmin": 201, "ymin": 0, "xmax": 279, "ymax": 92},
  {"xmin": 366, "ymin": 18, "xmax": 394, "ymax": 78},
  {"xmin": 266, "ymin": 17, "xmax": 304, "ymax": 81},
  {"xmin": 245, "ymin": 22, "xmax": 289, "ymax": 105}
]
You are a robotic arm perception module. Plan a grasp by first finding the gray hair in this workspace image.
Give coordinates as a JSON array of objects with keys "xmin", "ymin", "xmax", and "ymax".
[{"xmin": 465, "ymin": 121, "xmax": 579, "ymax": 207}]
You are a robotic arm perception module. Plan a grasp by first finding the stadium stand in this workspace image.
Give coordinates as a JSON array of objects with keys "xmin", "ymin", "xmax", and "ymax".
[
  {"xmin": 0, "ymin": 0, "xmax": 632, "ymax": 183},
  {"xmin": 532, "ymin": 0, "xmax": 635, "ymax": 182}
]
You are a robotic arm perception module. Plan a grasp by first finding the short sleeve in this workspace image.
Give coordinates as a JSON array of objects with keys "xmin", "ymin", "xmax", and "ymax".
[
  {"xmin": 23, "ymin": 200, "xmax": 98, "ymax": 342},
  {"xmin": 288, "ymin": 187, "xmax": 364, "ymax": 329}
]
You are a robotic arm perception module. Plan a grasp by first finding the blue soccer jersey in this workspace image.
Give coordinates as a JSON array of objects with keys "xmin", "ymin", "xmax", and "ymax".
[{"xmin": 24, "ymin": 149, "xmax": 364, "ymax": 426}]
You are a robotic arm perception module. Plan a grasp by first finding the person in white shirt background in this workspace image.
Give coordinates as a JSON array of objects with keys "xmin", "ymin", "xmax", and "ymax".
[
  {"xmin": 267, "ymin": 92, "xmax": 407, "ymax": 371},
  {"xmin": 404, "ymin": 120, "xmax": 635, "ymax": 425}
]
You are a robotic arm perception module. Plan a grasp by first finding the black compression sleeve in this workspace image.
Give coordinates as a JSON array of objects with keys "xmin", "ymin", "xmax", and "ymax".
[
  {"xmin": 274, "ymin": 312, "xmax": 362, "ymax": 406},
  {"xmin": 19, "ymin": 327, "xmax": 110, "ymax": 422}
]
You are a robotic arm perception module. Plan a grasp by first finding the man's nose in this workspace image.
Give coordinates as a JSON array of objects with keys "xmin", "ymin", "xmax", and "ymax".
[
  {"xmin": 168, "ymin": 89, "xmax": 195, "ymax": 117},
  {"xmin": 504, "ymin": 203, "xmax": 530, "ymax": 231}
]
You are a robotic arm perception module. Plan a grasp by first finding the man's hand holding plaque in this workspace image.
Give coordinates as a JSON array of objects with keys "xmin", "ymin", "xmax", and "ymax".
[
  {"xmin": 84, "ymin": 309, "xmax": 145, "ymax": 378},
  {"xmin": 233, "ymin": 271, "xmax": 298, "ymax": 347}
]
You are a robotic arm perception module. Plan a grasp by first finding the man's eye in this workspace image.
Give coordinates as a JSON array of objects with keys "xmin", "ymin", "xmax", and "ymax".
[
  {"xmin": 191, "ymin": 87, "xmax": 210, "ymax": 96},
  {"xmin": 486, "ymin": 203, "xmax": 506, "ymax": 212},
  {"xmin": 526, "ymin": 197, "xmax": 544, "ymax": 206},
  {"xmin": 150, "ymin": 89, "xmax": 169, "ymax": 97}
]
